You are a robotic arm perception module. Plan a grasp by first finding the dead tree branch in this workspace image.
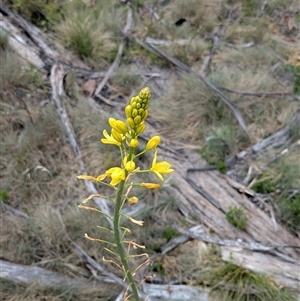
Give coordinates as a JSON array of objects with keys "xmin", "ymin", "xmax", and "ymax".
[{"xmin": 50, "ymin": 64, "xmax": 113, "ymax": 228}]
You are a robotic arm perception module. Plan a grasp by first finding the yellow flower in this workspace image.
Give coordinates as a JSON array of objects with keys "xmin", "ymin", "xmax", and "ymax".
[
  {"xmin": 101, "ymin": 129, "xmax": 121, "ymax": 146},
  {"xmin": 141, "ymin": 182, "xmax": 160, "ymax": 189},
  {"xmin": 105, "ymin": 167, "xmax": 125, "ymax": 186},
  {"xmin": 146, "ymin": 136, "xmax": 160, "ymax": 150},
  {"xmin": 128, "ymin": 196, "xmax": 138, "ymax": 204},
  {"xmin": 150, "ymin": 150, "xmax": 174, "ymax": 181}
]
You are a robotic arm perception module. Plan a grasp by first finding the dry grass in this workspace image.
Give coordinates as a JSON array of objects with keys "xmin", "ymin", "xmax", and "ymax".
[{"xmin": 55, "ymin": 2, "xmax": 118, "ymax": 68}]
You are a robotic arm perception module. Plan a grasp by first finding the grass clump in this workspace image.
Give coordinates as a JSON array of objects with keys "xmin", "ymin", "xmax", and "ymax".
[
  {"xmin": 55, "ymin": 5, "xmax": 117, "ymax": 67},
  {"xmin": 206, "ymin": 262, "xmax": 296, "ymax": 301},
  {"xmin": 0, "ymin": 190, "xmax": 10, "ymax": 204},
  {"xmin": 6, "ymin": 0, "xmax": 67, "ymax": 28},
  {"xmin": 225, "ymin": 206, "xmax": 248, "ymax": 230}
]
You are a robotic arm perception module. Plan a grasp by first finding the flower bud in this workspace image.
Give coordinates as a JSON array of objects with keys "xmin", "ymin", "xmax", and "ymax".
[
  {"xmin": 125, "ymin": 161, "xmax": 136, "ymax": 172},
  {"xmin": 125, "ymin": 105, "xmax": 132, "ymax": 119},
  {"xmin": 128, "ymin": 196, "xmax": 139, "ymax": 204},
  {"xmin": 130, "ymin": 139, "xmax": 139, "ymax": 147},
  {"xmin": 136, "ymin": 123, "xmax": 146, "ymax": 134},
  {"xmin": 127, "ymin": 118, "xmax": 135, "ymax": 129},
  {"xmin": 146, "ymin": 136, "xmax": 160, "ymax": 150},
  {"xmin": 134, "ymin": 115, "xmax": 141, "ymax": 125}
]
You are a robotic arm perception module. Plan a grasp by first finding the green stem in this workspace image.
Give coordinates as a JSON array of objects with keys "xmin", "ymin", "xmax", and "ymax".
[{"xmin": 114, "ymin": 179, "xmax": 140, "ymax": 301}]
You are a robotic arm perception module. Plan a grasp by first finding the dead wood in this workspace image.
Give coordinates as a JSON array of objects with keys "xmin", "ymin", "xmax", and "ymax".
[
  {"xmin": 0, "ymin": 259, "xmax": 93, "ymax": 289},
  {"xmin": 50, "ymin": 63, "xmax": 113, "ymax": 228},
  {"xmin": 221, "ymin": 247, "xmax": 300, "ymax": 293}
]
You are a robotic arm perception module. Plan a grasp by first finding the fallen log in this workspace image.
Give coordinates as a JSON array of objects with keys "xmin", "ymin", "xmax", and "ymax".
[
  {"xmin": 221, "ymin": 247, "xmax": 300, "ymax": 295},
  {"xmin": 0, "ymin": 260, "xmax": 209, "ymax": 301}
]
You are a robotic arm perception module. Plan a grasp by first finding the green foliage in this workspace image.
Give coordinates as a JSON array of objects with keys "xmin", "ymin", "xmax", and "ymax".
[
  {"xmin": 252, "ymin": 175, "xmax": 277, "ymax": 193},
  {"xmin": 216, "ymin": 161, "xmax": 227, "ymax": 174},
  {"xmin": 9, "ymin": 0, "xmax": 66, "ymax": 28},
  {"xmin": 207, "ymin": 262, "xmax": 296, "ymax": 301},
  {"xmin": 226, "ymin": 206, "xmax": 248, "ymax": 230},
  {"xmin": 0, "ymin": 47, "xmax": 44, "ymax": 90},
  {"xmin": 150, "ymin": 261, "xmax": 166, "ymax": 275},
  {"xmin": 200, "ymin": 124, "xmax": 236, "ymax": 168},
  {"xmin": 242, "ymin": 0, "xmax": 259, "ymax": 17},
  {"xmin": 0, "ymin": 190, "xmax": 10, "ymax": 204},
  {"xmin": 285, "ymin": 64, "xmax": 300, "ymax": 95},
  {"xmin": 163, "ymin": 226, "xmax": 179, "ymax": 242},
  {"xmin": 278, "ymin": 192, "xmax": 300, "ymax": 232}
]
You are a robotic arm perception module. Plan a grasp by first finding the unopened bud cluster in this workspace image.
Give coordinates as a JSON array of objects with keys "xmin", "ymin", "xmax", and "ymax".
[{"xmin": 125, "ymin": 87, "xmax": 150, "ymax": 134}]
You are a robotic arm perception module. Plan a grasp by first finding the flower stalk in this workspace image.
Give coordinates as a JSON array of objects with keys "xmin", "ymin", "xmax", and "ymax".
[{"xmin": 77, "ymin": 88, "xmax": 174, "ymax": 301}]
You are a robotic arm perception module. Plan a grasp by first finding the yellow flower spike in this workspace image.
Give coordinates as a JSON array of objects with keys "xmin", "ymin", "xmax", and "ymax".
[
  {"xmin": 101, "ymin": 129, "xmax": 121, "ymax": 146},
  {"xmin": 105, "ymin": 167, "xmax": 125, "ymax": 186},
  {"xmin": 130, "ymin": 139, "xmax": 139, "ymax": 147},
  {"xmin": 141, "ymin": 182, "xmax": 160, "ymax": 189},
  {"xmin": 111, "ymin": 129, "xmax": 123, "ymax": 143},
  {"xmin": 128, "ymin": 196, "xmax": 138, "ymax": 204},
  {"xmin": 125, "ymin": 161, "xmax": 136, "ymax": 172},
  {"xmin": 146, "ymin": 136, "xmax": 161, "ymax": 150},
  {"xmin": 150, "ymin": 150, "xmax": 174, "ymax": 181}
]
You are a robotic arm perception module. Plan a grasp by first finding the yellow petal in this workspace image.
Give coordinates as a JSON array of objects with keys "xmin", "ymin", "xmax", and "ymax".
[
  {"xmin": 127, "ymin": 216, "xmax": 144, "ymax": 226},
  {"xmin": 77, "ymin": 175, "xmax": 98, "ymax": 181},
  {"xmin": 141, "ymin": 182, "xmax": 160, "ymax": 189}
]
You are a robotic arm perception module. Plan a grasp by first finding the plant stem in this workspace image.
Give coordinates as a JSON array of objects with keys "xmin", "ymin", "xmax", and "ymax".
[{"xmin": 114, "ymin": 179, "xmax": 140, "ymax": 301}]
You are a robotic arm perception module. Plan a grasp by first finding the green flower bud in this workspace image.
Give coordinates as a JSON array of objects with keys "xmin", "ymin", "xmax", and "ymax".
[
  {"xmin": 125, "ymin": 105, "xmax": 132, "ymax": 119},
  {"xmin": 127, "ymin": 118, "xmax": 135, "ymax": 129},
  {"xmin": 132, "ymin": 108, "xmax": 138, "ymax": 118},
  {"xmin": 141, "ymin": 110, "xmax": 148, "ymax": 121},
  {"xmin": 136, "ymin": 122, "xmax": 146, "ymax": 134},
  {"xmin": 138, "ymin": 108, "xmax": 144, "ymax": 116},
  {"xmin": 134, "ymin": 115, "xmax": 141, "ymax": 125}
]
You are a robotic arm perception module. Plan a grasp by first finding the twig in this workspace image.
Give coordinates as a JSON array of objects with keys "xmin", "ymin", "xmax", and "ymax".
[
  {"xmin": 0, "ymin": 202, "xmax": 29, "ymax": 219},
  {"xmin": 217, "ymin": 86, "xmax": 297, "ymax": 101},
  {"xmin": 94, "ymin": 8, "xmax": 133, "ymax": 97},
  {"xmin": 50, "ymin": 64, "xmax": 113, "ymax": 229}
]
